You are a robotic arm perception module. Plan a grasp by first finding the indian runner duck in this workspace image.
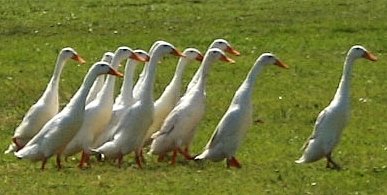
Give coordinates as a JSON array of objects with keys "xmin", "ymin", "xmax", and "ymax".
[
  {"xmin": 149, "ymin": 48, "xmax": 234, "ymax": 165},
  {"xmin": 91, "ymin": 42, "xmax": 184, "ymax": 168},
  {"xmin": 194, "ymin": 53, "xmax": 288, "ymax": 168},
  {"xmin": 85, "ymin": 51, "xmax": 114, "ymax": 105},
  {"xmin": 93, "ymin": 50, "xmax": 150, "ymax": 148},
  {"xmin": 14, "ymin": 62, "xmax": 123, "ymax": 170},
  {"xmin": 143, "ymin": 48, "xmax": 203, "ymax": 145},
  {"xmin": 5, "ymin": 48, "xmax": 85, "ymax": 154},
  {"xmin": 295, "ymin": 45, "xmax": 377, "ymax": 169},
  {"xmin": 63, "ymin": 47, "xmax": 146, "ymax": 168}
]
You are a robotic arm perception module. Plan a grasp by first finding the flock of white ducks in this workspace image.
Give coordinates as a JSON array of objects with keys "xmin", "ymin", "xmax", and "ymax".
[{"xmin": 5, "ymin": 39, "xmax": 378, "ymax": 170}]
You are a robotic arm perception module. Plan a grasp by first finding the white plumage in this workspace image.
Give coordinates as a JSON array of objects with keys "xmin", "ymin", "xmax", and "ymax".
[
  {"xmin": 295, "ymin": 45, "xmax": 377, "ymax": 169},
  {"xmin": 14, "ymin": 62, "xmax": 123, "ymax": 170},
  {"xmin": 186, "ymin": 39, "xmax": 240, "ymax": 92},
  {"xmin": 92, "ymin": 49, "xmax": 149, "ymax": 149},
  {"xmin": 149, "ymin": 48, "xmax": 235, "ymax": 165},
  {"xmin": 85, "ymin": 52, "xmax": 114, "ymax": 105},
  {"xmin": 143, "ymin": 48, "xmax": 203, "ymax": 145},
  {"xmin": 5, "ymin": 48, "xmax": 85, "ymax": 154},
  {"xmin": 62, "ymin": 47, "xmax": 146, "ymax": 168},
  {"xmin": 195, "ymin": 53, "xmax": 288, "ymax": 168},
  {"xmin": 91, "ymin": 42, "xmax": 184, "ymax": 168}
]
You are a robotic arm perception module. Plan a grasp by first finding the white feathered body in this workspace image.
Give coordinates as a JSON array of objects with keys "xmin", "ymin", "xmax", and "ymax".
[
  {"xmin": 12, "ymin": 88, "xmax": 59, "ymax": 148},
  {"xmin": 93, "ymin": 99, "xmax": 154, "ymax": 159},
  {"xmin": 145, "ymin": 82, "xmax": 181, "ymax": 141},
  {"xmin": 62, "ymin": 96, "xmax": 113, "ymax": 156},
  {"xmin": 297, "ymin": 97, "xmax": 350, "ymax": 163},
  {"xmin": 196, "ymin": 83, "xmax": 253, "ymax": 161},
  {"xmin": 150, "ymin": 88, "xmax": 205, "ymax": 155},
  {"xmin": 14, "ymin": 103, "xmax": 84, "ymax": 161}
]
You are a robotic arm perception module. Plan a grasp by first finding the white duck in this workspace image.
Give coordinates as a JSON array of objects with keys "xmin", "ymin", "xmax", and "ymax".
[
  {"xmin": 92, "ymin": 50, "xmax": 150, "ymax": 149},
  {"xmin": 63, "ymin": 47, "xmax": 146, "ymax": 168},
  {"xmin": 5, "ymin": 48, "xmax": 86, "ymax": 154},
  {"xmin": 143, "ymin": 48, "xmax": 203, "ymax": 145},
  {"xmin": 114, "ymin": 50, "xmax": 150, "ymax": 109},
  {"xmin": 149, "ymin": 48, "xmax": 235, "ymax": 165},
  {"xmin": 186, "ymin": 39, "xmax": 240, "ymax": 92},
  {"xmin": 295, "ymin": 45, "xmax": 377, "ymax": 169},
  {"xmin": 91, "ymin": 42, "xmax": 184, "ymax": 168},
  {"xmin": 194, "ymin": 53, "xmax": 288, "ymax": 168},
  {"xmin": 85, "ymin": 51, "xmax": 114, "ymax": 105},
  {"xmin": 14, "ymin": 62, "xmax": 123, "ymax": 170},
  {"xmin": 132, "ymin": 40, "xmax": 165, "ymax": 100}
]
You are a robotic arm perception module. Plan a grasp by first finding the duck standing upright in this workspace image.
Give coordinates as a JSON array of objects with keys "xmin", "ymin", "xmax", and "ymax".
[
  {"xmin": 85, "ymin": 52, "xmax": 114, "ymax": 105},
  {"xmin": 143, "ymin": 48, "xmax": 203, "ymax": 145},
  {"xmin": 295, "ymin": 45, "xmax": 377, "ymax": 169},
  {"xmin": 14, "ymin": 62, "xmax": 123, "ymax": 170},
  {"xmin": 63, "ymin": 47, "xmax": 146, "ymax": 168},
  {"xmin": 132, "ymin": 41, "xmax": 165, "ymax": 100},
  {"xmin": 91, "ymin": 42, "xmax": 184, "ymax": 168},
  {"xmin": 93, "ymin": 50, "xmax": 150, "ymax": 148},
  {"xmin": 5, "ymin": 48, "xmax": 85, "ymax": 154},
  {"xmin": 149, "ymin": 48, "xmax": 235, "ymax": 165},
  {"xmin": 195, "ymin": 53, "xmax": 288, "ymax": 168}
]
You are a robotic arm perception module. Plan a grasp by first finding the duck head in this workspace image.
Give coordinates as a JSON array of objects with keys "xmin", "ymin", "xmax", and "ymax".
[
  {"xmin": 60, "ymin": 47, "xmax": 86, "ymax": 64},
  {"xmin": 347, "ymin": 45, "xmax": 377, "ymax": 62},
  {"xmin": 210, "ymin": 39, "xmax": 240, "ymax": 56},
  {"xmin": 256, "ymin": 53, "xmax": 288, "ymax": 68}
]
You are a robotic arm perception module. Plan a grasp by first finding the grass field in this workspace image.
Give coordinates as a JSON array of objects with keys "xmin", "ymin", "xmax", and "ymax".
[{"xmin": 1, "ymin": 0, "xmax": 386, "ymax": 194}]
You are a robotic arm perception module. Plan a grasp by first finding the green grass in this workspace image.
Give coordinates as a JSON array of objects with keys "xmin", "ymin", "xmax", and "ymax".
[{"xmin": 1, "ymin": 0, "xmax": 387, "ymax": 194}]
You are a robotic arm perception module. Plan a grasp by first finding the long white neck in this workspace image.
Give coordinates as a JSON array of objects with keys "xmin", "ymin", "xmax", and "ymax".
[
  {"xmin": 190, "ymin": 55, "xmax": 215, "ymax": 93},
  {"xmin": 64, "ymin": 68, "xmax": 101, "ymax": 112},
  {"xmin": 116, "ymin": 59, "xmax": 139, "ymax": 105},
  {"xmin": 162, "ymin": 57, "xmax": 190, "ymax": 96},
  {"xmin": 232, "ymin": 60, "xmax": 264, "ymax": 104},
  {"xmin": 333, "ymin": 56, "xmax": 354, "ymax": 102},
  {"xmin": 137, "ymin": 50, "xmax": 163, "ymax": 102},
  {"xmin": 94, "ymin": 55, "xmax": 123, "ymax": 103},
  {"xmin": 41, "ymin": 54, "xmax": 67, "ymax": 102},
  {"xmin": 133, "ymin": 45, "xmax": 159, "ymax": 99}
]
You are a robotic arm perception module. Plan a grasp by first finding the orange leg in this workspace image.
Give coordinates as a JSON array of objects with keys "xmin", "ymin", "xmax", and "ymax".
[
  {"xmin": 135, "ymin": 150, "xmax": 143, "ymax": 169},
  {"xmin": 157, "ymin": 154, "xmax": 165, "ymax": 162},
  {"xmin": 41, "ymin": 158, "xmax": 47, "ymax": 171},
  {"xmin": 326, "ymin": 152, "xmax": 341, "ymax": 170},
  {"xmin": 226, "ymin": 156, "xmax": 241, "ymax": 168},
  {"xmin": 56, "ymin": 155, "xmax": 63, "ymax": 170},
  {"xmin": 85, "ymin": 153, "xmax": 91, "ymax": 167},
  {"xmin": 139, "ymin": 149, "xmax": 146, "ymax": 164},
  {"xmin": 117, "ymin": 153, "xmax": 123, "ymax": 168},
  {"xmin": 178, "ymin": 147, "xmax": 194, "ymax": 160},
  {"xmin": 171, "ymin": 149, "xmax": 178, "ymax": 165},
  {"xmin": 78, "ymin": 151, "xmax": 90, "ymax": 169}
]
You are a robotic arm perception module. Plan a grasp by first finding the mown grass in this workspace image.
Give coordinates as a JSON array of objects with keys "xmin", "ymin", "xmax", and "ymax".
[{"xmin": 0, "ymin": 0, "xmax": 386, "ymax": 194}]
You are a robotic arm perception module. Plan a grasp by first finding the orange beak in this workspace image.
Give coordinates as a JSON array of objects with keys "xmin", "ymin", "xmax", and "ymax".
[
  {"xmin": 71, "ymin": 54, "xmax": 86, "ymax": 64},
  {"xmin": 130, "ymin": 52, "xmax": 148, "ymax": 62},
  {"xmin": 195, "ymin": 54, "xmax": 204, "ymax": 62},
  {"xmin": 225, "ymin": 46, "xmax": 241, "ymax": 56},
  {"xmin": 108, "ymin": 67, "xmax": 124, "ymax": 77},
  {"xmin": 220, "ymin": 55, "xmax": 235, "ymax": 63},
  {"xmin": 171, "ymin": 49, "xmax": 186, "ymax": 57},
  {"xmin": 363, "ymin": 51, "xmax": 377, "ymax": 61},
  {"xmin": 141, "ymin": 54, "xmax": 151, "ymax": 62},
  {"xmin": 274, "ymin": 60, "xmax": 289, "ymax": 69}
]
